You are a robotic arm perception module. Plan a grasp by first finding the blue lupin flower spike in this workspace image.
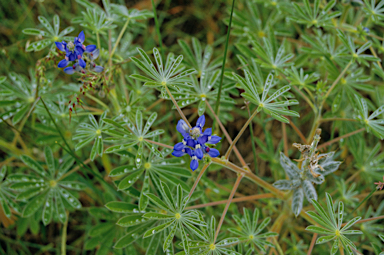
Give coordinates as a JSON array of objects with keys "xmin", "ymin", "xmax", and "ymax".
[
  {"xmin": 172, "ymin": 115, "xmax": 221, "ymax": 171},
  {"xmin": 55, "ymin": 31, "xmax": 102, "ymax": 75}
]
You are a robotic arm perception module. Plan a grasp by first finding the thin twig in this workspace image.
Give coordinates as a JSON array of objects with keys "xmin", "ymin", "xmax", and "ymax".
[
  {"xmin": 146, "ymin": 98, "xmax": 164, "ymax": 111},
  {"xmin": 188, "ymin": 164, "xmax": 210, "ymax": 198},
  {"xmin": 186, "ymin": 193, "xmax": 274, "ymax": 210},
  {"xmin": 282, "ymin": 122, "xmax": 288, "ymax": 156},
  {"xmin": 224, "ymin": 108, "xmax": 259, "ymax": 160},
  {"xmin": 287, "ymin": 117, "xmax": 307, "ymax": 144},
  {"xmin": 165, "ymin": 85, "xmax": 192, "ymax": 128},
  {"xmin": 214, "ymin": 173, "xmax": 244, "ymax": 242},
  {"xmin": 144, "ymin": 139, "xmax": 173, "ymax": 149},
  {"xmin": 317, "ymin": 128, "xmax": 365, "ymax": 150},
  {"xmin": 211, "ymin": 158, "xmax": 285, "ymax": 199},
  {"xmin": 307, "ymin": 233, "xmax": 318, "ymax": 255},
  {"xmin": 206, "ymin": 101, "xmax": 248, "ymax": 168}
]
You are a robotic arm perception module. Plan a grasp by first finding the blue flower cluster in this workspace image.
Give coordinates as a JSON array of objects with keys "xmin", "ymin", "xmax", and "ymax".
[
  {"xmin": 55, "ymin": 31, "xmax": 103, "ymax": 75},
  {"xmin": 172, "ymin": 115, "xmax": 221, "ymax": 171}
]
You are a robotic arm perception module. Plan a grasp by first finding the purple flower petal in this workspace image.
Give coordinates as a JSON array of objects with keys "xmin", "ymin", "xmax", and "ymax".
[
  {"xmin": 93, "ymin": 66, "xmax": 104, "ymax": 73},
  {"xmin": 78, "ymin": 58, "xmax": 86, "ymax": 68},
  {"xmin": 78, "ymin": 31, "xmax": 85, "ymax": 43},
  {"xmin": 174, "ymin": 142, "xmax": 185, "ymax": 151},
  {"xmin": 195, "ymin": 147, "xmax": 203, "ymax": 159},
  {"xmin": 196, "ymin": 115, "xmax": 205, "ymax": 129},
  {"xmin": 68, "ymin": 53, "xmax": 76, "ymax": 61},
  {"xmin": 186, "ymin": 139, "xmax": 196, "ymax": 148},
  {"xmin": 90, "ymin": 49, "xmax": 100, "ymax": 60},
  {"xmin": 198, "ymin": 135, "xmax": 208, "ymax": 145},
  {"xmin": 58, "ymin": 59, "xmax": 69, "ymax": 68},
  {"xmin": 63, "ymin": 66, "xmax": 76, "ymax": 75},
  {"xmin": 190, "ymin": 159, "xmax": 199, "ymax": 171},
  {"xmin": 172, "ymin": 150, "xmax": 185, "ymax": 157},
  {"xmin": 203, "ymin": 128, "xmax": 212, "ymax": 136},
  {"xmin": 176, "ymin": 120, "xmax": 190, "ymax": 137},
  {"xmin": 55, "ymin": 42, "xmax": 65, "ymax": 51},
  {"xmin": 207, "ymin": 148, "xmax": 220, "ymax": 158},
  {"xmin": 86, "ymin": 45, "xmax": 97, "ymax": 52},
  {"xmin": 76, "ymin": 45, "xmax": 85, "ymax": 55},
  {"xmin": 207, "ymin": 135, "xmax": 221, "ymax": 144}
]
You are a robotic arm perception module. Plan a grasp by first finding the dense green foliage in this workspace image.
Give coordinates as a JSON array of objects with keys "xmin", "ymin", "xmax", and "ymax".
[{"xmin": 0, "ymin": 0, "xmax": 384, "ymax": 254}]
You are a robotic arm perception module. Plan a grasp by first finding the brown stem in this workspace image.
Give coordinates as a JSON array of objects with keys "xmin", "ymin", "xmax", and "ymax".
[
  {"xmin": 188, "ymin": 164, "xmax": 210, "ymax": 198},
  {"xmin": 186, "ymin": 193, "xmax": 274, "ymax": 210},
  {"xmin": 211, "ymin": 158, "xmax": 286, "ymax": 199},
  {"xmin": 317, "ymin": 128, "xmax": 365, "ymax": 150},
  {"xmin": 165, "ymin": 85, "xmax": 192, "ymax": 128},
  {"xmin": 287, "ymin": 117, "xmax": 307, "ymax": 144},
  {"xmin": 214, "ymin": 174, "xmax": 244, "ymax": 242},
  {"xmin": 292, "ymin": 85, "xmax": 316, "ymax": 112},
  {"xmin": 341, "ymin": 215, "xmax": 384, "ymax": 226},
  {"xmin": 206, "ymin": 101, "xmax": 248, "ymax": 168},
  {"xmin": 307, "ymin": 233, "xmax": 318, "ymax": 255},
  {"xmin": 224, "ymin": 108, "xmax": 259, "ymax": 160},
  {"xmin": 146, "ymin": 98, "xmax": 164, "ymax": 111},
  {"xmin": 144, "ymin": 139, "xmax": 173, "ymax": 149},
  {"xmin": 58, "ymin": 158, "xmax": 92, "ymax": 181}
]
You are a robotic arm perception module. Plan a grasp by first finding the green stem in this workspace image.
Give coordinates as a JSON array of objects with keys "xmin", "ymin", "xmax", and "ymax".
[
  {"xmin": 322, "ymin": 61, "xmax": 353, "ymax": 104},
  {"xmin": 224, "ymin": 107, "xmax": 259, "ymax": 159},
  {"xmin": 350, "ymin": 188, "xmax": 376, "ymax": 214},
  {"xmin": 110, "ymin": 18, "xmax": 130, "ymax": 60},
  {"xmin": 151, "ymin": 0, "xmax": 164, "ymax": 59},
  {"xmin": 319, "ymin": 118, "xmax": 357, "ymax": 123},
  {"xmin": 213, "ymin": 0, "xmax": 236, "ymax": 118},
  {"xmin": 61, "ymin": 212, "xmax": 68, "ymax": 255},
  {"xmin": 96, "ymin": 32, "xmax": 100, "ymax": 50},
  {"xmin": 165, "ymin": 85, "xmax": 192, "ymax": 128}
]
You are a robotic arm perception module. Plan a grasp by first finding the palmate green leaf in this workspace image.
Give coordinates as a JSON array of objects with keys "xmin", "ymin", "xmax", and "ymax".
[
  {"xmin": 117, "ymin": 214, "xmax": 148, "ymax": 227},
  {"xmin": 55, "ymin": 189, "xmax": 67, "ymax": 223},
  {"xmin": 139, "ymin": 171, "xmax": 150, "ymax": 211},
  {"xmin": 305, "ymin": 226, "xmax": 334, "ymax": 235},
  {"xmin": 42, "ymin": 191, "xmax": 54, "ymax": 226},
  {"xmin": 117, "ymin": 169, "xmax": 144, "ymax": 191},
  {"xmin": 44, "ymin": 147, "xmax": 55, "ymax": 177},
  {"xmin": 109, "ymin": 165, "xmax": 139, "ymax": 177},
  {"xmin": 163, "ymin": 223, "xmax": 178, "ymax": 252},
  {"xmin": 22, "ymin": 189, "xmax": 49, "ymax": 217},
  {"xmin": 130, "ymin": 47, "xmax": 197, "ymax": 90},
  {"xmin": 315, "ymin": 235, "xmax": 336, "ymax": 244},
  {"xmin": 59, "ymin": 188, "xmax": 81, "ymax": 209},
  {"xmin": 143, "ymin": 220, "xmax": 175, "ymax": 238},
  {"xmin": 236, "ymin": 70, "xmax": 299, "ymax": 123},
  {"xmin": 114, "ymin": 221, "xmax": 154, "ymax": 249},
  {"xmin": 89, "ymin": 223, "xmax": 115, "ymax": 237},
  {"xmin": 0, "ymin": 193, "xmax": 11, "ymax": 218},
  {"xmin": 146, "ymin": 233, "xmax": 161, "ymax": 255},
  {"xmin": 143, "ymin": 213, "xmax": 175, "ymax": 220},
  {"xmin": 20, "ymin": 155, "xmax": 48, "ymax": 178},
  {"xmin": 105, "ymin": 201, "xmax": 140, "ymax": 213},
  {"xmin": 16, "ymin": 187, "xmax": 45, "ymax": 200}
]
